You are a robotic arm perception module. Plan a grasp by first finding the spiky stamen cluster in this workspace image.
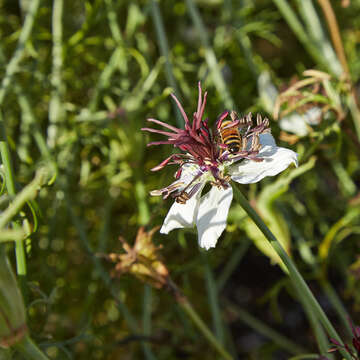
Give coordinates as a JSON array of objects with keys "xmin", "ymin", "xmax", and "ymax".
[{"xmin": 142, "ymin": 83, "xmax": 270, "ymax": 203}]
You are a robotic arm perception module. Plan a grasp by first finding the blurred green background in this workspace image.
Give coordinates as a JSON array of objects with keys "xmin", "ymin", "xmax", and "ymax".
[{"xmin": 0, "ymin": 0, "xmax": 360, "ymax": 359}]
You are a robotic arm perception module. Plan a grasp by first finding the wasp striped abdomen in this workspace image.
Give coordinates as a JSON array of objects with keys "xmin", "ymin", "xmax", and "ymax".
[{"xmin": 218, "ymin": 119, "xmax": 242, "ymax": 154}]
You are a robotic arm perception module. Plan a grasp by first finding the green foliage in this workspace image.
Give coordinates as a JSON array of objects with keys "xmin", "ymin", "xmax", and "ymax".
[{"xmin": 0, "ymin": 0, "xmax": 359, "ymax": 359}]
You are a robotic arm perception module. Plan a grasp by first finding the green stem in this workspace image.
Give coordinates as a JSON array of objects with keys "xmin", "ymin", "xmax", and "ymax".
[
  {"xmin": 202, "ymin": 254, "xmax": 225, "ymax": 344},
  {"xmin": 232, "ymin": 185, "xmax": 351, "ymax": 360},
  {"xmin": 347, "ymin": 92, "xmax": 360, "ymax": 141},
  {"xmin": 272, "ymin": 0, "xmax": 339, "ymax": 76},
  {"xmin": 227, "ymin": 303, "xmax": 307, "ymax": 355},
  {"xmin": 0, "ymin": 168, "xmax": 49, "ymax": 230},
  {"xmin": 288, "ymin": 355, "xmax": 323, "ymax": 360},
  {"xmin": 0, "ymin": 0, "xmax": 40, "ymax": 105},
  {"xmin": 320, "ymin": 279, "xmax": 353, "ymax": 339},
  {"xmin": 0, "ymin": 117, "xmax": 26, "ymax": 278},
  {"xmin": 295, "ymin": 0, "xmax": 342, "ymax": 76},
  {"xmin": 185, "ymin": 0, "xmax": 235, "ymax": 110},
  {"xmin": 149, "ymin": 0, "xmax": 183, "ymax": 128},
  {"xmin": 142, "ymin": 284, "xmax": 154, "ymax": 359},
  {"xmin": 216, "ymin": 239, "xmax": 250, "ymax": 291},
  {"xmin": 48, "ymin": 0, "xmax": 65, "ymax": 149},
  {"xmin": 179, "ymin": 299, "xmax": 233, "ymax": 360},
  {"xmin": 13, "ymin": 335, "xmax": 49, "ymax": 360}
]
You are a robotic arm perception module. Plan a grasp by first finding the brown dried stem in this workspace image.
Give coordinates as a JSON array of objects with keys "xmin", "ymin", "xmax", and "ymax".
[{"xmin": 317, "ymin": 0, "xmax": 349, "ymax": 77}]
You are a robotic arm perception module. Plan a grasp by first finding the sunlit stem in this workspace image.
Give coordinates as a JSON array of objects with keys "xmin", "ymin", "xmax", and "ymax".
[
  {"xmin": 232, "ymin": 184, "xmax": 351, "ymax": 360},
  {"xmin": 178, "ymin": 297, "xmax": 233, "ymax": 360}
]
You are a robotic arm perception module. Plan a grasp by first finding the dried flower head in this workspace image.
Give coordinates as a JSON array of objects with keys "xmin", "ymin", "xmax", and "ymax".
[
  {"xmin": 105, "ymin": 227, "xmax": 169, "ymax": 289},
  {"xmin": 142, "ymin": 83, "xmax": 298, "ymax": 249}
]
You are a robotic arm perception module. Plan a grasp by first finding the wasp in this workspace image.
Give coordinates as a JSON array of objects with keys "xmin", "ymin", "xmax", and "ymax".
[{"xmin": 216, "ymin": 111, "xmax": 252, "ymax": 154}]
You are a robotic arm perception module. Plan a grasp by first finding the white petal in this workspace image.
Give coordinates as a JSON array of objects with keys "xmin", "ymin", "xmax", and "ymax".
[
  {"xmin": 304, "ymin": 107, "xmax": 322, "ymax": 125},
  {"xmin": 160, "ymin": 185, "xmax": 203, "ymax": 234},
  {"xmin": 196, "ymin": 187, "xmax": 233, "ymax": 250},
  {"xmin": 257, "ymin": 71, "xmax": 278, "ymax": 114},
  {"xmin": 279, "ymin": 107, "xmax": 321, "ymax": 136},
  {"xmin": 279, "ymin": 113, "xmax": 309, "ymax": 137},
  {"xmin": 230, "ymin": 133, "xmax": 298, "ymax": 184}
]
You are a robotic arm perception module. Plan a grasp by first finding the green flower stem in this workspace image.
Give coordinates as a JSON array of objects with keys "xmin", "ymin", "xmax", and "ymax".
[
  {"xmin": 13, "ymin": 335, "xmax": 49, "ymax": 360},
  {"xmin": 178, "ymin": 298, "xmax": 233, "ymax": 360},
  {"xmin": 232, "ymin": 185, "xmax": 351, "ymax": 360},
  {"xmin": 297, "ymin": 286, "xmax": 333, "ymax": 357}
]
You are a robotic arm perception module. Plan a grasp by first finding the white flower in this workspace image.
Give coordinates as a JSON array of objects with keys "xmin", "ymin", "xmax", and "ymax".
[
  {"xmin": 258, "ymin": 71, "xmax": 322, "ymax": 137},
  {"xmin": 143, "ymin": 83, "xmax": 298, "ymax": 250},
  {"xmin": 160, "ymin": 133, "xmax": 298, "ymax": 250},
  {"xmin": 279, "ymin": 108, "xmax": 322, "ymax": 137}
]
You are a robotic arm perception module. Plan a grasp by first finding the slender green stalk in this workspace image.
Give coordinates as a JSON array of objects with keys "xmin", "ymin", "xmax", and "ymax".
[
  {"xmin": 227, "ymin": 303, "xmax": 307, "ymax": 355},
  {"xmin": 298, "ymin": 286, "xmax": 333, "ymax": 357},
  {"xmin": 88, "ymin": 0, "xmax": 127, "ymax": 112},
  {"xmin": 315, "ymin": 0, "xmax": 360, "ymax": 140},
  {"xmin": 202, "ymin": 254, "xmax": 225, "ymax": 344},
  {"xmin": 347, "ymin": 93, "xmax": 360, "ymax": 141},
  {"xmin": 316, "ymin": 0, "xmax": 349, "ymax": 76},
  {"xmin": 89, "ymin": 47, "xmax": 123, "ymax": 112},
  {"xmin": 14, "ymin": 85, "xmax": 54, "ymax": 162},
  {"xmin": 179, "ymin": 299, "xmax": 233, "ymax": 360},
  {"xmin": 289, "ymin": 355, "xmax": 323, "ymax": 360},
  {"xmin": 143, "ymin": 284, "xmax": 154, "ymax": 359},
  {"xmin": 232, "ymin": 185, "xmax": 351, "ymax": 360},
  {"xmin": 47, "ymin": 0, "xmax": 65, "ymax": 149},
  {"xmin": 272, "ymin": 0, "xmax": 339, "ymax": 76},
  {"xmin": 295, "ymin": 0, "xmax": 342, "ymax": 76},
  {"xmin": 13, "ymin": 336, "xmax": 49, "ymax": 360},
  {"xmin": 0, "ymin": 116, "xmax": 26, "ymax": 278},
  {"xmin": 0, "ymin": 0, "xmax": 40, "ymax": 105},
  {"xmin": 105, "ymin": 0, "xmax": 123, "ymax": 43},
  {"xmin": 216, "ymin": 239, "xmax": 250, "ymax": 291},
  {"xmin": 320, "ymin": 279, "xmax": 353, "ymax": 339},
  {"xmin": 185, "ymin": 0, "xmax": 235, "ymax": 110},
  {"xmin": 150, "ymin": 0, "xmax": 183, "ymax": 127}
]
